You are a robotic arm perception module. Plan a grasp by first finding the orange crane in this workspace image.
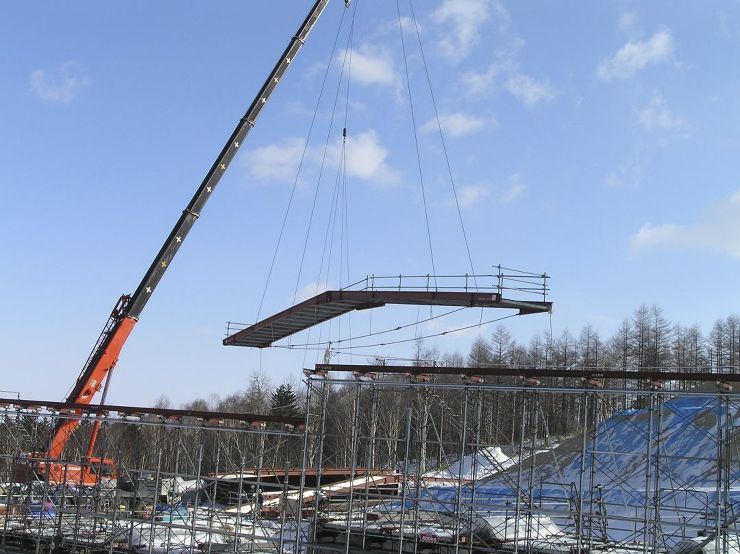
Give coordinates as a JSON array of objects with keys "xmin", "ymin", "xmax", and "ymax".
[{"xmin": 22, "ymin": 0, "xmax": 333, "ymax": 486}]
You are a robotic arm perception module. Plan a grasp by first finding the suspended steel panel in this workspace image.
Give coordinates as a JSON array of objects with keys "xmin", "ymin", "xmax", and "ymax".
[{"xmin": 223, "ymin": 290, "xmax": 552, "ymax": 348}]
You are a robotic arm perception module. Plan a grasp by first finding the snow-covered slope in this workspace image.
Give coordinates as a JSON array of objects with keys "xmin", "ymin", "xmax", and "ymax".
[
  {"xmin": 422, "ymin": 446, "xmax": 515, "ymax": 483},
  {"xmin": 415, "ymin": 391, "xmax": 739, "ymax": 550}
]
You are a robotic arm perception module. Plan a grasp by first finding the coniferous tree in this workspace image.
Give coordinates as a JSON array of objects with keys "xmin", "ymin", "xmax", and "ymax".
[{"xmin": 270, "ymin": 383, "xmax": 299, "ymax": 418}]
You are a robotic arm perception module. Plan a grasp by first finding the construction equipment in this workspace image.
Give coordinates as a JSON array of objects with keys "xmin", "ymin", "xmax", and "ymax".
[{"xmin": 20, "ymin": 0, "xmax": 332, "ymax": 486}]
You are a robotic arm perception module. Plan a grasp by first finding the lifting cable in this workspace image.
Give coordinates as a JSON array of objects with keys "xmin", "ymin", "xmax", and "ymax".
[
  {"xmin": 259, "ymin": 2, "xmax": 505, "ymax": 364},
  {"xmin": 407, "ymin": 0, "xmax": 486, "ymax": 328},
  {"xmin": 255, "ymin": 4, "xmax": 350, "ymax": 323},
  {"xmin": 290, "ymin": 3, "xmax": 358, "ymax": 312},
  {"xmin": 340, "ymin": 22, "xmax": 354, "ymax": 358},
  {"xmin": 396, "ymin": 0, "xmax": 437, "ymax": 286},
  {"xmin": 313, "ymin": 146, "xmax": 347, "ymax": 361},
  {"xmin": 292, "ymin": 1, "xmax": 359, "ymax": 367},
  {"xmin": 408, "ymin": 0, "xmax": 478, "ymax": 284}
]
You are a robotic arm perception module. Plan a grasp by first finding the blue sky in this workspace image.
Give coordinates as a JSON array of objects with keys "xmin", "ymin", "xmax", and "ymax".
[{"xmin": 2, "ymin": 1, "xmax": 740, "ymax": 405}]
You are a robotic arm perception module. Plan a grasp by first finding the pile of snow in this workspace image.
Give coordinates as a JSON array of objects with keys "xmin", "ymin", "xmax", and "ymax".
[
  {"xmin": 422, "ymin": 446, "xmax": 515, "ymax": 483},
  {"xmin": 414, "ymin": 391, "xmax": 740, "ymax": 551}
]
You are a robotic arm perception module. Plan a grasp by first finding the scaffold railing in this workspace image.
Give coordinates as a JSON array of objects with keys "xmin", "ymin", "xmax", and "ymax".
[{"xmin": 340, "ymin": 266, "xmax": 550, "ymax": 301}]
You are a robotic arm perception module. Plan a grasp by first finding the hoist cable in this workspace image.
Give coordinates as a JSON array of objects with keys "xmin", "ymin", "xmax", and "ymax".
[
  {"xmin": 396, "ymin": 0, "xmax": 437, "ymax": 286},
  {"xmin": 305, "ymin": 1, "xmax": 359, "ymax": 365},
  {"xmin": 341, "ymin": 16, "xmax": 355, "ymax": 360},
  {"xmin": 304, "ymin": 144, "xmax": 346, "ymax": 367},
  {"xmin": 255, "ymin": 6, "xmax": 349, "ymax": 322},
  {"xmin": 292, "ymin": 1, "xmax": 359, "ymax": 311},
  {"xmin": 408, "ymin": 0, "xmax": 478, "ymax": 285}
]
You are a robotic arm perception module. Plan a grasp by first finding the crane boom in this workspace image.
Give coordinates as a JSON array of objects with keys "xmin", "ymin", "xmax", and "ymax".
[{"xmin": 46, "ymin": 0, "xmax": 332, "ymax": 461}]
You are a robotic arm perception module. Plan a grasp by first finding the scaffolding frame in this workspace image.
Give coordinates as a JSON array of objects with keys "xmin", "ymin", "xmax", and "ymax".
[{"xmin": 0, "ymin": 371, "xmax": 738, "ymax": 554}]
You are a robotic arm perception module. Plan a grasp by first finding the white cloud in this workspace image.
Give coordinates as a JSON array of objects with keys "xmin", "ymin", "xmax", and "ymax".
[
  {"xmin": 618, "ymin": 12, "xmax": 638, "ymax": 34},
  {"xmin": 295, "ymin": 281, "xmax": 332, "ymax": 303},
  {"xmin": 461, "ymin": 65, "xmax": 499, "ymax": 95},
  {"xmin": 30, "ymin": 60, "xmax": 90, "ymax": 103},
  {"xmin": 458, "ymin": 185, "xmax": 489, "ymax": 208},
  {"xmin": 432, "ymin": 0, "xmax": 504, "ymax": 61},
  {"xmin": 339, "ymin": 47, "xmax": 396, "ymax": 87},
  {"xmin": 631, "ymin": 223, "xmax": 681, "ymax": 250},
  {"xmin": 634, "ymin": 95, "xmax": 687, "ymax": 133},
  {"xmin": 630, "ymin": 190, "xmax": 740, "ymax": 258},
  {"xmin": 499, "ymin": 174, "xmax": 526, "ymax": 204},
  {"xmin": 506, "ymin": 74, "xmax": 554, "ymax": 107},
  {"xmin": 603, "ymin": 155, "xmax": 643, "ymax": 189},
  {"xmin": 245, "ymin": 130, "xmax": 400, "ymax": 186},
  {"xmin": 244, "ymin": 137, "xmax": 306, "ymax": 183},
  {"xmin": 421, "ymin": 112, "xmax": 488, "ymax": 138},
  {"xmin": 597, "ymin": 28, "xmax": 674, "ymax": 81},
  {"xmin": 459, "ymin": 42, "xmax": 554, "ymax": 109},
  {"xmin": 345, "ymin": 130, "xmax": 400, "ymax": 185},
  {"xmin": 397, "ymin": 16, "xmax": 419, "ymax": 35}
]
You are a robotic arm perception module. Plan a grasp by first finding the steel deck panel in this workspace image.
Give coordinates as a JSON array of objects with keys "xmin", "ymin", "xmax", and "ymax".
[{"xmin": 224, "ymin": 290, "xmax": 552, "ymax": 348}]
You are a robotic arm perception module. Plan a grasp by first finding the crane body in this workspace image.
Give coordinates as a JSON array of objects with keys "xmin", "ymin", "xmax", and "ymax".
[{"xmin": 21, "ymin": 0, "xmax": 332, "ymax": 486}]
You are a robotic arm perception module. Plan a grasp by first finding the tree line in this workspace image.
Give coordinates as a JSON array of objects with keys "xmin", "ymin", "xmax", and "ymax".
[{"xmin": 3, "ymin": 304, "xmax": 737, "ymax": 481}]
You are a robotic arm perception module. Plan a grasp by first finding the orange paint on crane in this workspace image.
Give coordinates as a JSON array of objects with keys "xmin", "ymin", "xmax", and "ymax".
[{"xmin": 47, "ymin": 316, "xmax": 137, "ymax": 460}]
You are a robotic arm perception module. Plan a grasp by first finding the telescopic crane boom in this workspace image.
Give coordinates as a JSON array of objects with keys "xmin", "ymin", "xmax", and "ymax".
[{"xmin": 39, "ymin": 0, "xmax": 332, "ymax": 472}]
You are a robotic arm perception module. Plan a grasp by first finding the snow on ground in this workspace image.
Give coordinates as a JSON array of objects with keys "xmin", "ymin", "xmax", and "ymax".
[
  {"xmin": 422, "ymin": 446, "xmax": 515, "ymax": 483},
  {"xmin": 405, "ymin": 391, "xmax": 739, "ymax": 551}
]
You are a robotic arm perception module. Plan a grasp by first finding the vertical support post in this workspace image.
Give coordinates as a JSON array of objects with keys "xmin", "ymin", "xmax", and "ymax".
[
  {"xmin": 576, "ymin": 390, "xmax": 589, "ymax": 552},
  {"xmin": 369, "ymin": 384, "xmax": 378, "ymax": 469},
  {"xmin": 715, "ymin": 392, "xmax": 724, "ymax": 554},
  {"xmin": 36, "ymin": 448, "xmax": 52, "ymax": 554},
  {"xmin": 1, "ymin": 418, "xmax": 15, "ymax": 551},
  {"xmin": 453, "ymin": 386, "xmax": 469, "ymax": 554},
  {"xmin": 190, "ymin": 443, "xmax": 204, "ymax": 554},
  {"xmin": 56, "ymin": 463, "xmax": 69, "ymax": 550},
  {"xmin": 361, "ymin": 382, "xmax": 376, "ymax": 551},
  {"xmin": 148, "ymin": 447, "xmax": 163, "ymax": 554},
  {"xmin": 651, "ymin": 393, "xmax": 664, "ymax": 553},
  {"xmin": 208, "ymin": 441, "xmax": 221, "ymax": 554},
  {"xmin": 167, "ymin": 447, "xmax": 181, "ymax": 552},
  {"xmin": 467, "ymin": 386, "xmax": 483, "ymax": 554},
  {"xmin": 311, "ymin": 378, "xmax": 329, "ymax": 545},
  {"xmin": 642, "ymin": 390, "xmax": 655, "ymax": 554},
  {"xmin": 233, "ymin": 454, "xmax": 245, "ymax": 552},
  {"xmin": 587, "ymin": 390, "xmax": 599, "ymax": 546},
  {"xmin": 419, "ymin": 388, "xmax": 429, "ymax": 476},
  {"xmin": 514, "ymin": 390, "xmax": 528, "ymax": 554},
  {"xmin": 278, "ymin": 428, "xmax": 291, "ymax": 554},
  {"xmin": 721, "ymin": 393, "xmax": 732, "ymax": 554},
  {"xmin": 296, "ymin": 380, "xmax": 314, "ymax": 554},
  {"xmin": 253, "ymin": 423, "xmax": 265, "ymax": 554},
  {"xmin": 526, "ymin": 391, "xmax": 540, "ymax": 551},
  {"xmin": 72, "ymin": 450, "xmax": 85, "ymax": 550},
  {"xmin": 398, "ymin": 392, "xmax": 414, "ymax": 554},
  {"xmin": 344, "ymin": 380, "xmax": 362, "ymax": 554},
  {"xmin": 412, "ymin": 386, "xmax": 424, "ymax": 554}
]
